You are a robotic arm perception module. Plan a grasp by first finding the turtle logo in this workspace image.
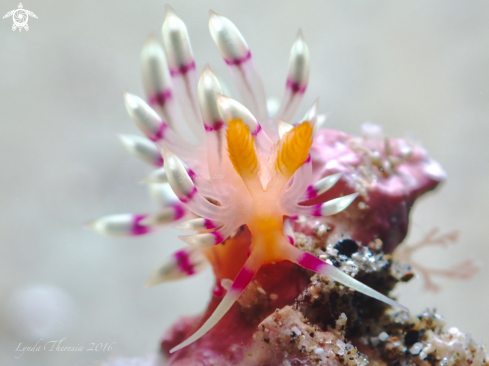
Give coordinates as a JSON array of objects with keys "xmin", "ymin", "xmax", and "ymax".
[{"xmin": 3, "ymin": 3, "xmax": 37, "ymax": 32}]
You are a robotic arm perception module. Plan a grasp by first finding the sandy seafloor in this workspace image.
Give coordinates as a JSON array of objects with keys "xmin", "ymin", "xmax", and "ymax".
[{"xmin": 1, "ymin": 1, "xmax": 488, "ymax": 365}]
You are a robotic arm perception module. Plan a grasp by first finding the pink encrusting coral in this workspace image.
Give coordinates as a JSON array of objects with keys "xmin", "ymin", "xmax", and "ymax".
[{"xmin": 87, "ymin": 5, "xmax": 487, "ymax": 366}]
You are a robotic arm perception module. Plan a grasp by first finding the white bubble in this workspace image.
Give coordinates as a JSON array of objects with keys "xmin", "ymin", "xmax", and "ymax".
[{"xmin": 3, "ymin": 285, "xmax": 78, "ymax": 339}]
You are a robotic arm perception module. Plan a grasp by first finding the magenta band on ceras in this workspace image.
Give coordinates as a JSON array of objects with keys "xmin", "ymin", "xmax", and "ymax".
[
  {"xmin": 208, "ymin": 11, "xmax": 271, "ymax": 134},
  {"xmin": 176, "ymin": 218, "xmax": 221, "ymax": 231},
  {"xmin": 302, "ymin": 172, "xmax": 343, "ymax": 201},
  {"xmin": 123, "ymin": 92, "xmax": 195, "ymax": 157},
  {"xmin": 197, "ymin": 65, "xmax": 230, "ymax": 191},
  {"xmin": 86, "ymin": 213, "xmax": 152, "ymax": 237},
  {"xmin": 276, "ymin": 30, "xmax": 310, "ymax": 122},
  {"xmin": 140, "ymin": 35, "xmax": 180, "ymax": 131},
  {"xmin": 119, "ymin": 134, "xmax": 163, "ymax": 167},
  {"xmin": 146, "ymin": 246, "xmax": 209, "ymax": 287},
  {"xmin": 215, "ymin": 93, "xmax": 273, "ymax": 151},
  {"xmin": 178, "ymin": 229, "xmax": 226, "ymax": 248},
  {"xmin": 283, "ymin": 218, "xmax": 295, "ymax": 245},
  {"xmin": 198, "ymin": 65, "xmax": 224, "ymax": 132},
  {"xmin": 170, "ymin": 253, "xmax": 262, "ymax": 353},
  {"xmin": 162, "ymin": 5, "xmax": 205, "ymax": 143},
  {"xmin": 139, "ymin": 204, "xmax": 187, "ymax": 227},
  {"xmin": 124, "ymin": 92, "xmax": 168, "ymax": 142}
]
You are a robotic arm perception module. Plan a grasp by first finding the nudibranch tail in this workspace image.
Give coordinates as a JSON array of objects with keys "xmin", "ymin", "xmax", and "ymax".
[{"xmin": 170, "ymin": 252, "xmax": 262, "ymax": 353}]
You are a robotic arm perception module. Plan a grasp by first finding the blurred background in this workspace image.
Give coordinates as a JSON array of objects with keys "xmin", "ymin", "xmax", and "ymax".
[{"xmin": 1, "ymin": 0, "xmax": 488, "ymax": 365}]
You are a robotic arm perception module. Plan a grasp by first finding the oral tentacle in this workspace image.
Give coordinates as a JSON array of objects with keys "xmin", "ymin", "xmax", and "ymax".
[
  {"xmin": 283, "ymin": 244, "xmax": 408, "ymax": 312},
  {"xmin": 170, "ymin": 252, "xmax": 262, "ymax": 353}
]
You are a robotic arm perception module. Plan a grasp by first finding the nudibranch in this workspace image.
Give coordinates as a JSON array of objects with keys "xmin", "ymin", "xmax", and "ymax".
[{"xmin": 89, "ymin": 5, "xmax": 407, "ymax": 354}]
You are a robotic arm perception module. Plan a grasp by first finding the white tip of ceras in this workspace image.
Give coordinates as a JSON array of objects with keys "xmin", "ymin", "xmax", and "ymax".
[
  {"xmin": 313, "ymin": 173, "xmax": 343, "ymax": 196},
  {"xmin": 287, "ymin": 29, "xmax": 310, "ymax": 87},
  {"xmin": 320, "ymin": 192, "xmax": 359, "ymax": 216},
  {"xmin": 215, "ymin": 93, "xmax": 258, "ymax": 133},
  {"xmin": 119, "ymin": 134, "xmax": 163, "ymax": 167},
  {"xmin": 208, "ymin": 10, "xmax": 249, "ymax": 61},
  {"xmin": 301, "ymin": 98, "xmax": 319, "ymax": 134},
  {"xmin": 198, "ymin": 65, "xmax": 223, "ymax": 126},
  {"xmin": 148, "ymin": 183, "xmax": 180, "ymax": 207},
  {"xmin": 160, "ymin": 145, "xmax": 196, "ymax": 202},
  {"xmin": 86, "ymin": 214, "xmax": 151, "ymax": 237},
  {"xmin": 141, "ymin": 34, "xmax": 172, "ymax": 94},
  {"xmin": 140, "ymin": 167, "xmax": 168, "ymax": 184},
  {"xmin": 178, "ymin": 232, "xmax": 220, "ymax": 248},
  {"xmin": 278, "ymin": 119, "xmax": 294, "ymax": 138},
  {"xmin": 316, "ymin": 113, "xmax": 327, "ymax": 129},
  {"xmin": 176, "ymin": 218, "xmax": 218, "ymax": 231},
  {"xmin": 162, "ymin": 4, "xmax": 194, "ymax": 70},
  {"xmin": 123, "ymin": 92, "xmax": 166, "ymax": 142}
]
